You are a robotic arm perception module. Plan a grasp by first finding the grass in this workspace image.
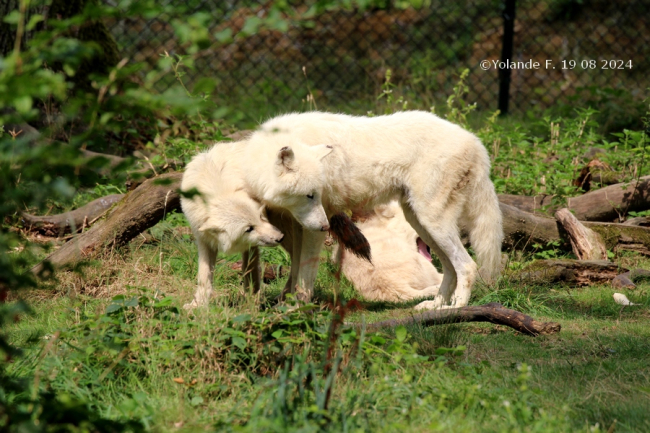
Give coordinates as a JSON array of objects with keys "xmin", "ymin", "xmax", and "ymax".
[{"xmin": 5, "ymin": 223, "xmax": 650, "ymax": 431}]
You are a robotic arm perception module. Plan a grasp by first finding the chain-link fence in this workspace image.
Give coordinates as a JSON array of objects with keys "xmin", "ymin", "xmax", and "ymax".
[{"xmin": 107, "ymin": 1, "xmax": 650, "ymax": 122}]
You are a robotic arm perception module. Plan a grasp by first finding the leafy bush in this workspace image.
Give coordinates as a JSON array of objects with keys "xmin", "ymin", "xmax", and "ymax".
[{"xmin": 0, "ymin": 1, "xmax": 225, "ymax": 429}]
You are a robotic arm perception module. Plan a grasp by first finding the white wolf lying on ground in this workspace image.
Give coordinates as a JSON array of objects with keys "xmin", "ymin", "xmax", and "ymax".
[
  {"xmin": 238, "ymin": 110, "xmax": 503, "ymax": 310},
  {"xmin": 181, "ymin": 143, "xmax": 286, "ymax": 309},
  {"xmin": 332, "ymin": 200, "xmax": 442, "ymax": 302}
]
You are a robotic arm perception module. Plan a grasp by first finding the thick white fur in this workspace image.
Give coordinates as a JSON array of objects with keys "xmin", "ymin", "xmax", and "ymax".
[
  {"xmin": 181, "ymin": 143, "xmax": 285, "ymax": 309},
  {"xmin": 238, "ymin": 111, "xmax": 503, "ymax": 309},
  {"xmin": 333, "ymin": 200, "xmax": 442, "ymax": 302}
]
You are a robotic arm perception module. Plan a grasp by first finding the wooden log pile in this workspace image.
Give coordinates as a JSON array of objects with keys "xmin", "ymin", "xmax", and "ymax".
[{"xmin": 26, "ymin": 173, "xmax": 650, "ymax": 281}]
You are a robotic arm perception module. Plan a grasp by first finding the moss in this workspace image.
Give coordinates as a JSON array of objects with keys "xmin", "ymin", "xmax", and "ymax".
[{"xmin": 590, "ymin": 225, "xmax": 650, "ymax": 250}]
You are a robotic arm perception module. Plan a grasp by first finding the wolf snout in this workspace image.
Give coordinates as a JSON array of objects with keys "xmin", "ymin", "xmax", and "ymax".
[
  {"xmin": 321, "ymin": 224, "xmax": 330, "ymax": 231},
  {"xmin": 263, "ymin": 232, "xmax": 284, "ymax": 246}
]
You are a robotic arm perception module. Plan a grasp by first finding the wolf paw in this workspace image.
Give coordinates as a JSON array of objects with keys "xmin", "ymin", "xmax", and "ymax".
[
  {"xmin": 413, "ymin": 295, "xmax": 457, "ymax": 311},
  {"xmin": 183, "ymin": 302, "xmax": 197, "ymax": 310},
  {"xmin": 183, "ymin": 299, "xmax": 207, "ymax": 310},
  {"xmin": 414, "ymin": 299, "xmax": 443, "ymax": 311}
]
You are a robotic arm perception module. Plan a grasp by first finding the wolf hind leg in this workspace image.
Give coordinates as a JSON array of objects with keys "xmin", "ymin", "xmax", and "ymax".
[
  {"xmin": 392, "ymin": 284, "xmax": 441, "ymax": 303},
  {"xmin": 402, "ymin": 204, "xmax": 476, "ymax": 309}
]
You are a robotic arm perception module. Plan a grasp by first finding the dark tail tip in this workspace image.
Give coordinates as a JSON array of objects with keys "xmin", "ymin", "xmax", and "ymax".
[{"xmin": 329, "ymin": 213, "xmax": 372, "ymax": 263}]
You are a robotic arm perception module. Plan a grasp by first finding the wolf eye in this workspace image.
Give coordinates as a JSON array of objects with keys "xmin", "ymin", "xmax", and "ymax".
[
  {"xmin": 307, "ymin": 193, "xmax": 314, "ymax": 199},
  {"xmin": 245, "ymin": 225, "xmax": 254, "ymax": 233}
]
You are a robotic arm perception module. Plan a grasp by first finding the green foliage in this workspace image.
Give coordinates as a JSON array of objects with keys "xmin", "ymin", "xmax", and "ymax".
[
  {"xmin": 0, "ymin": 0, "xmax": 221, "ymax": 341},
  {"xmin": 0, "ymin": 0, "xmax": 229, "ymax": 428},
  {"xmin": 375, "ymin": 68, "xmax": 408, "ymax": 114},
  {"xmin": 0, "ymin": 369, "xmax": 144, "ymax": 432},
  {"xmin": 440, "ymin": 68, "xmax": 477, "ymax": 128},
  {"xmin": 10, "ymin": 290, "xmax": 608, "ymax": 431},
  {"xmin": 479, "ymin": 106, "xmax": 649, "ymax": 202}
]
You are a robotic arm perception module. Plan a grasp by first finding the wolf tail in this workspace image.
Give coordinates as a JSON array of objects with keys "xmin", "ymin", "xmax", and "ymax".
[
  {"xmin": 329, "ymin": 213, "xmax": 372, "ymax": 263},
  {"xmin": 465, "ymin": 161, "xmax": 504, "ymax": 283}
]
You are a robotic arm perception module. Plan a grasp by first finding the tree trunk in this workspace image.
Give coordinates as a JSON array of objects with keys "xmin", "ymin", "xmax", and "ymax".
[
  {"xmin": 364, "ymin": 303, "xmax": 561, "ymax": 336},
  {"xmin": 0, "ymin": 0, "xmax": 48, "ymax": 57}
]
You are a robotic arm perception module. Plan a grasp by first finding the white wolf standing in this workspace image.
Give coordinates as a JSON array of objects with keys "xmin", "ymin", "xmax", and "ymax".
[
  {"xmin": 238, "ymin": 111, "xmax": 503, "ymax": 310},
  {"xmin": 181, "ymin": 143, "xmax": 286, "ymax": 309},
  {"xmin": 333, "ymin": 200, "xmax": 442, "ymax": 303}
]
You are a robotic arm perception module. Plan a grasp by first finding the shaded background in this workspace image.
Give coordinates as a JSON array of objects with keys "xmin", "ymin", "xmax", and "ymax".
[{"xmin": 106, "ymin": 0, "xmax": 648, "ymax": 124}]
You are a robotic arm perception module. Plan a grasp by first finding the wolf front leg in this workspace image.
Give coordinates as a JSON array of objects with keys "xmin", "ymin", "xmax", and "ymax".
[
  {"xmin": 184, "ymin": 235, "xmax": 217, "ymax": 309},
  {"xmin": 266, "ymin": 210, "xmax": 298, "ymax": 301},
  {"xmin": 294, "ymin": 230, "xmax": 327, "ymax": 303}
]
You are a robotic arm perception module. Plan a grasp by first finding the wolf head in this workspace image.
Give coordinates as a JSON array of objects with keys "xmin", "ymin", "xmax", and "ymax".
[
  {"xmin": 251, "ymin": 140, "xmax": 333, "ymax": 232},
  {"xmin": 198, "ymin": 193, "xmax": 285, "ymax": 254}
]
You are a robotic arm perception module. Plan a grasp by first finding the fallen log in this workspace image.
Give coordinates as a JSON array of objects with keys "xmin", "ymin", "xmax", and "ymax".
[
  {"xmin": 21, "ymin": 194, "xmax": 124, "ymax": 236},
  {"xmin": 511, "ymin": 259, "xmax": 623, "ymax": 286},
  {"xmin": 500, "ymin": 203, "xmax": 563, "ymax": 250},
  {"xmin": 500, "ymin": 203, "xmax": 650, "ymax": 254},
  {"xmin": 364, "ymin": 303, "xmax": 561, "ymax": 336},
  {"xmin": 498, "ymin": 193, "xmax": 554, "ymax": 215},
  {"xmin": 32, "ymin": 172, "xmax": 182, "ymax": 274},
  {"xmin": 497, "ymin": 175, "xmax": 650, "ymax": 221},
  {"xmin": 81, "ymin": 149, "xmax": 128, "ymax": 169},
  {"xmin": 611, "ymin": 269, "xmax": 650, "ymax": 289},
  {"xmin": 570, "ymin": 175, "xmax": 650, "ymax": 221},
  {"xmin": 586, "ymin": 222, "xmax": 650, "ymax": 256},
  {"xmin": 623, "ymin": 216, "xmax": 650, "ymax": 227},
  {"xmin": 554, "ymin": 208, "xmax": 606, "ymax": 260},
  {"xmin": 29, "ymin": 173, "xmax": 650, "ymax": 274}
]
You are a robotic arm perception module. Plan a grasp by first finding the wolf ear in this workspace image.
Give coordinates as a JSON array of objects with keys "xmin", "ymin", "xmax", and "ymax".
[
  {"xmin": 277, "ymin": 146, "xmax": 295, "ymax": 170},
  {"xmin": 312, "ymin": 144, "xmax": 333, "ymax": 160}
]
